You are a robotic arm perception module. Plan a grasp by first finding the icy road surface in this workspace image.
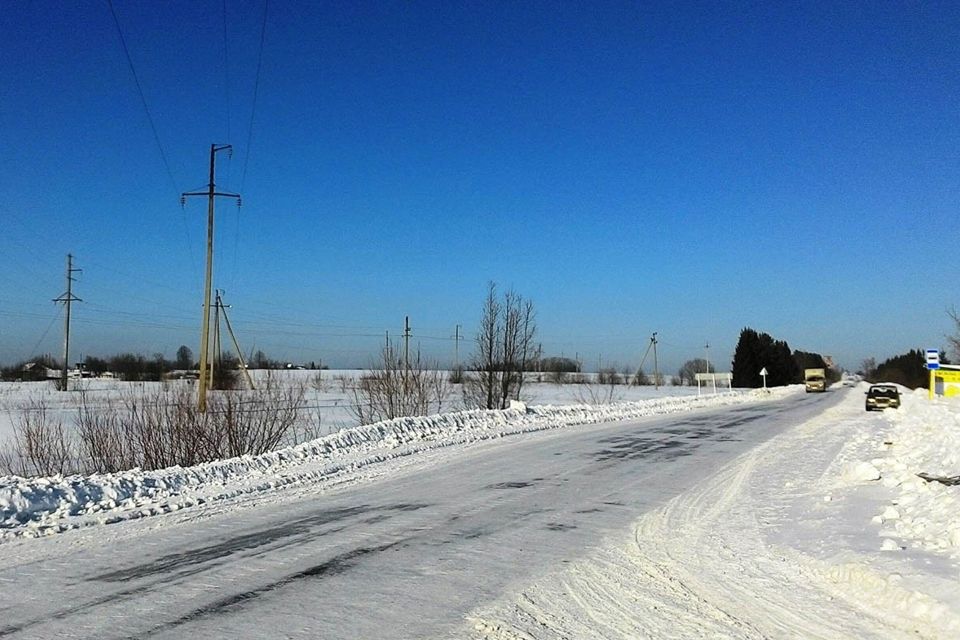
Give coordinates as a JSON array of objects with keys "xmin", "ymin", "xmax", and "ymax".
[{"xmin": 1, "ymin": 393, "xmax": 840, "ymax": 639}]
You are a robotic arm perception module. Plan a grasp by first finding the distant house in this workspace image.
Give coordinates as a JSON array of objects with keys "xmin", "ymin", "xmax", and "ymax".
[{"xmin": 21, "ymin": 362, "xmax": 58, "ymax": 381}]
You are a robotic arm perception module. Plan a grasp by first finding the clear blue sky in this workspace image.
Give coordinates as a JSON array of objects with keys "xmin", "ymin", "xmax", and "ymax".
[{"xmin": 2, "ymin": 1, "xmax": 959, "ymax": 373}]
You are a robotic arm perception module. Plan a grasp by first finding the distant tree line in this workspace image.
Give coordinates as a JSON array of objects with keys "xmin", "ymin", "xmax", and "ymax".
[
  {"xmin": 0, "ymin": 345, "xmax": 324, "ymax": 383},
  {"xmin": 860, "ymin": 349, "xmax": 936, "ymax": 389},
  {"xmin": 731, "ymin": 327, "xmax": 837, "ymax": 388}
]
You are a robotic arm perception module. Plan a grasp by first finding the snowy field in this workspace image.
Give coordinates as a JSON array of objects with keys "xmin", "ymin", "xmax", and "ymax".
[{"xmin": 0, "ymin": 381, "xmax": 958, "ymax": 638}]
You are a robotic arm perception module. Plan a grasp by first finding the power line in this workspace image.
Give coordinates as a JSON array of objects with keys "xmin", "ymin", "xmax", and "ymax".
[
  {"xmin": 104, "ymin": 0, "xmax": 199, "ymax": 286},
  {"xmin": 105, "ymin": 0, "xmax": 179, "ymax": 195},
  {"xmin": 240, "ymin": 0, "xmax": 269, "ymax": 191},
  {"xmin": 27, "ymin": 307, "xmax": 63, "ymax": 358},
  {"xmin": 222, "ymin": 0, "xmax": 232, "ymax": 146}
]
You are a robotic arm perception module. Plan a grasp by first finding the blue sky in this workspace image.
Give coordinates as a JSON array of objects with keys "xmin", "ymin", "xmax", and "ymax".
[{"xmin": 2, "ymin": 1, "xmax": 959, "ymax": 373}]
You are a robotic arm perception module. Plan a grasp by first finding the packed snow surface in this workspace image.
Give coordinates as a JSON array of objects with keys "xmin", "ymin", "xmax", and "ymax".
[
  {"xmin": 2, "ymin": 383, "xmax": 959, "ymax": 639},
  {"xmin": 468, "ymin": 385, "xmax": 960, "ymax": 639}
]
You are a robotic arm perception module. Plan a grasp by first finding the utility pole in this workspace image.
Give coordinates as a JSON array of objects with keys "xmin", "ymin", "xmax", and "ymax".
[
  {"xmin": 705, "ymin": 341, "xmax": 711, "ymax": 373},
  {"xmin": 454, "ymin": 324, "xmax": 461, "ymax": 372},
  {"xmin": 213, "ymin": 289, "xmax": 222, "ymax": 384},
  {"xmin": 53, "ymin": 254, "xmax": 82, "ymax": 391},
  {"xmin": 652, "ymin": 332, "xmax": 660, "ymax": 389},
  {"xmin": 182, "ymin": 144, "xmax": 241, "ymax": 412},
  {"xmin": 216, "ymin": 291, "xmax": 255, "ymax": 390},
  {"xmin": 403, "ymin": 316, "xmax": 411, "ymax": 371}
]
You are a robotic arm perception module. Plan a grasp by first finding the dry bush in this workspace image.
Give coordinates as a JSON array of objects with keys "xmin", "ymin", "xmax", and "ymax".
[
  {"xmin": 310, "ymin": 370, "xmax": 328, "ymax": 392},
  {"xmin": 333, "ymin": 373, "xmax": 352, "ymax": 393},
  {"xmin": 212, "ymin": 376, "xmax": 307, "ymax": 457},
  {"xmin": 5, "ymin": 398, "xmax": 74, "ymax": 476},
  {"xmin": 573, "ymin": 382, "xmax": 623, "ymax": 405},
  {"xmin": 72, "ymin": 379, "xmax": 308, "ymax": 474},
  {"xmin": 75, "ymin": 392, "xmax": 131, "ymax": 473},
  {"xmin": 352, "ymin": 345, "xmax": 449, "ymax": 425},
  {"xmin": 597, "ymin": 368, "xmax": 622, "ymax": 385}
]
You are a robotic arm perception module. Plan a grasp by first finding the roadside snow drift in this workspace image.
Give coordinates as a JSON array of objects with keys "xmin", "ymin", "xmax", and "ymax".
[{"xmin": 0, "ymin": 390, "xmax": 788, "ymax": 540}]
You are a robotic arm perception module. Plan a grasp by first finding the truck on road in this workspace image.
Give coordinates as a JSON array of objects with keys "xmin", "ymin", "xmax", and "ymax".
[{"xmin": 804, "ymin": 368, "xmax": 827, "ymax": 392}]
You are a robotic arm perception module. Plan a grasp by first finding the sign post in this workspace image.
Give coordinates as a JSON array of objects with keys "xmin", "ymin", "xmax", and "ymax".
[
  {"xmin": 760, "ymin": 366, "xmax": 768, "ymax": 391},
  {"xmin": 926, "ymin": 349, "xmax": 940, "ymax": 400}
]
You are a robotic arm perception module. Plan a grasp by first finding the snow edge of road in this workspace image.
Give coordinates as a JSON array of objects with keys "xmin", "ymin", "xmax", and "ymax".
[{"xmin": 0, "ymin": 388, "xmax": 798, "ymax": 541}]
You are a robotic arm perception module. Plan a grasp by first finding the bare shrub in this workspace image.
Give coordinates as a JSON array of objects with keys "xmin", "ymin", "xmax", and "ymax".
[
  {"xmin": 75, "ymin": 391, "xmax": 131, "ymax": 473},
  {"xmin": 284, "ymin": 409, "xmax": 329, "ymax": 445},
  {"xmin": 573, "ymin": 383, "xmax": 622, "ymax": 405},
  {"xmin": 334, "ymin": 373, "xmax": 352, "ymax": 393},
  {"xmin": 6, "ymin": 398, "xmax": 74, "ymax": 476},
  {"xmin": 352, "ymin": 344, "xmax": 449, "ymax": 425},
  {"xmin": 310, "ymin": 370, "xmax": 328, "ymax": 392},
  {"xmin": 72, "ymin": 379, "xmax": 307, "ymax": 473},
  {"xmin": 0, "ymin": 447, "xmax": 15, "ymax": 475},
  {"xmin": 597, "ymin": 368, "xmax": 622, "ymax": 385},
  {"xmin": 116, "ymin": 384, "xmax": 211, "ymax": 470},
  {"xmin": 547, "ymin": 369, "xmax": 568, "ymax": 384},
  {"xmin": 212, "ymin": 376, "xmax": 307, "ymax": 457},
  {"xmin": 211, "ymin": 355, "xmax": 240, "ymax": 390}
]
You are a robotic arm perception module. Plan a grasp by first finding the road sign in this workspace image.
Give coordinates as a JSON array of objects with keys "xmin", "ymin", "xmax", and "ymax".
[
  {"xmin": 926, "ymin": 349, "xmax": 940, "ymax": 370},
  {"xmin": 759, "ymin": 367, "xmax": 768, "ymax": 375},
  {"xmin": 759, "ymin": 367, "xmax": 768, "ymax": 390}
]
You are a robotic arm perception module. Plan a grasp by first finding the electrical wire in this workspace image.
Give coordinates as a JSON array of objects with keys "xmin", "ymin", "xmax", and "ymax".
[
  {"xmin": 222, "ymin": 0, "xmax": 232, "ymax": 148},
  {"xmin": 105, "ymin": 0, "xmax": 200, "ymax": 286},
  {"xmin": 105, "ymin": 0, "xmax": 179, "ymax": 196},
  {"xmin": 27, "ymin": 307, "xmax": 62, "ymax": 358},
  {"xmin": 240, "ymin": 0, "xmax": 269, "ymax": 192}
]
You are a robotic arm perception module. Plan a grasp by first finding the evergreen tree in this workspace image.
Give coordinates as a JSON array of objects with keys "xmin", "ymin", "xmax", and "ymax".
[
  {"xmin": 873, "ymin": 349, "xmax": 927, "ymax": 389},
  {"xmin": 732, "ymin": 328, "xmax": 800, "ymax": 388},
  {"xmin": 732, "ymin": 328, "xmax": 762, "ymax": 387}
]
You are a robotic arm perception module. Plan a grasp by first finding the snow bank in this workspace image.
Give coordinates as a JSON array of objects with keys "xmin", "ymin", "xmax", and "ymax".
[
  {"xmin": 0, "ymin": 388, "xmax": 791, "ymax": 540},
  {"xmin": 862, "ymin": 389, "xmax": 960, "ymax": 558}
]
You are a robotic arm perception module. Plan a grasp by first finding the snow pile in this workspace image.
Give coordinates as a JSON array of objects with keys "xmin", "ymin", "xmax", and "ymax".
[
  {"xmin": 866, "ymin": 390, "xmax": 960, "ymax": 558},
  {"xmin": 0, "ymin": 388, "xmax": 792, "ymax": 540}
]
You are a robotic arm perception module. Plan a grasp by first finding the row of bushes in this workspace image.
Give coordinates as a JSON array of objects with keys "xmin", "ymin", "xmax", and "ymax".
[{"xmin": 0, "ymin": 380, "xmax": 311, "ymax": 477}]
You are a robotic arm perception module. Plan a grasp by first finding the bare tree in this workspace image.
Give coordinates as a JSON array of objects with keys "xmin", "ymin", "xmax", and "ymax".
[
  {"xmin": 351, "ymin": 343, "xmax": 449, "ymax": 425},
  {"xmin": 948, "ymin": 308, "xmax": 960, "ymax": 361},
  {"xmin": 678, "ymin": 358, "xmax": 714, "ymax": 386},
  {"xmin": 467, "ymin": 283, "xmax": 537, "ymax": 410}
]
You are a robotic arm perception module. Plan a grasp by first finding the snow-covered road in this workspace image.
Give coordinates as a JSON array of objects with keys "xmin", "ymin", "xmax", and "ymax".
[{"xmin": 0, "ymin": 391, "xmax": 838, "ymax": 639}]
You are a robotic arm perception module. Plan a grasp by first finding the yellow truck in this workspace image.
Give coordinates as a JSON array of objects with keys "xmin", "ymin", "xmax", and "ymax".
[{"xmin": 804, "ymin": 368, "xmax": 827, "ymax": 392}]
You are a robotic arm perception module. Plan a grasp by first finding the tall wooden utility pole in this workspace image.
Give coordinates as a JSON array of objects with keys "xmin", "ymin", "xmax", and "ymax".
[
  {"xmin": 652, "ymin": 332, "xmax": 660, "ymax": 389},
  {"xmin": 53, "ymin": 254, "xmax": 82, "ymax": 391},
  {"xmin": 454, "ymin": 324, "xmax": 461, "ymax": 371},
  {"xmin": 403, "ymin": 316, "xmax": 411, "ymax": 370},
  {"xmin": 182, "ymin": 144, "xmax": 241, "ymax": 411}
]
